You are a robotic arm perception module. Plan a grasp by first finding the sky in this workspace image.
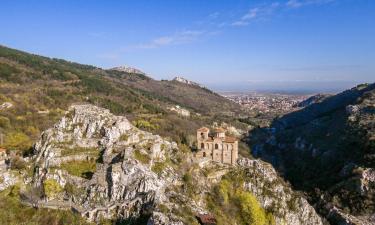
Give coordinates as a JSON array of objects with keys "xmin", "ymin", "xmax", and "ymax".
[{"xmin": 0, "ymin": 0, "xmax": 374, "ymax": 93}]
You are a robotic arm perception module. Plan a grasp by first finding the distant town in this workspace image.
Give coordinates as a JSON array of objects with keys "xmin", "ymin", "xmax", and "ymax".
[{"xmin": 220, "ymin": 92, "xmax": 310, "ymax": 114}]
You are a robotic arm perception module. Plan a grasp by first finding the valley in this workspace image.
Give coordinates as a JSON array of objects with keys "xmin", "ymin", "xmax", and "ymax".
[{"xmin": 0, "ymin": 45, "xmax": 374, "ymax": 225}]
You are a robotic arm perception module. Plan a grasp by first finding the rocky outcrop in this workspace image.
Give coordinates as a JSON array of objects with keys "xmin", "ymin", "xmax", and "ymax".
[
  {"xmin": 32, "ymin": 104, "xmax": 179, "ymax": 222},
  {"xmin": 30, "ymin": 104, "xmax": 323, "ymax": 224},
  {"xmin": 249, "ymin": 83, "xmax": 375, "ymax": 224},
  {"xmin": 110, "ymin": 66, "xmax": 146, "ymax": 75},
  {"xmin": 0, "ymin": 102, "xmax": 13, "ymax": 110},
  {"xmin": 172, "ymin": 76, "xmax": 204, "ymax": 88},
  {"xmin": 238, "ymin": 158, "xmax": 324, "ymax": 225}
]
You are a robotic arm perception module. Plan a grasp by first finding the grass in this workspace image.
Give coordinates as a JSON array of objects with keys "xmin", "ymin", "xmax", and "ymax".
[
  {"xmin": 151, "ymin": 162, "xmax": 167, "ymax": 175},
  {"xmin": 133, "ymin": 149, "xmax": 151, "ymax": 164},
  {"xmin": 60, "ymin": 160, "xmax": 96, "ymax": 179}
]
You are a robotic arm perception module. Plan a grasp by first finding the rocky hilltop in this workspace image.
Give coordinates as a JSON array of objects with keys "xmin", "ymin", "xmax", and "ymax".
[
  {"xmin": 110, "ymin": 66, "xmax": 146, "ymax": 75},
  {"xmin": 23, "ymin": 104, "xmax": 323, "ymax": 224},
  {"xmin": 172, "ymin": 76, "xmax": 204, "ymax": 88}
]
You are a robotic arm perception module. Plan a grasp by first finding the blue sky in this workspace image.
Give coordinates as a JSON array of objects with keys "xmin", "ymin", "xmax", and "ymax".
[{"xmin": 0, "ymin": 0, "xmax": 374, "ymax": 92}]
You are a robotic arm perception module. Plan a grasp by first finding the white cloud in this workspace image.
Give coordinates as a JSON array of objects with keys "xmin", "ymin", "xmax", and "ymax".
[
  {"xmin": 242, "ymin": 8, "xmax": 259, "ymax": 20},
  {"xmin": 136, "ymin": 30, "xmax": 206, "ymax": 49},
  {"xmin": 286, "ymin": 0, "xmax": 334, "ymax": 8},
  {"xmin": 231, "ymin": 3, "xmax": 280, "ymax": 27}
]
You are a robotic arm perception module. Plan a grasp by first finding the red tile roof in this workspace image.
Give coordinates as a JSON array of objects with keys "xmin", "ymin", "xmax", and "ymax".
[
  {"xmin": 224, "ymin": 136, "xmax": 237, "ymax": 143},
  {"xmin": 197, "ymin": 214, "xmax": 216, "ymax": 225},
  {"xmin": 198, "ymin": 127, "xmax": 209, "ymax": 132},
  {"xmin": 214, "ymin": 128, "xmax": 225, "ymax": 133}
]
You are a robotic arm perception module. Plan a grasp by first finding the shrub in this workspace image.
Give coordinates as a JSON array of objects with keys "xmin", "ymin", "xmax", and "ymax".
[
  {"xmin": 43, "ymin": 179, "xmax": 63, "ymax": 199},
  {"xmin": 133, "ymin": 119, "xmax": 158, "ymax": 131},
  {"xmin": 207, "ymin": 174, "xmax": 275, "ymax": 225},
  {"xmin": 236, "ymin": 190, "xmax": 267, "ymax": 225},
  {"xmin": 119, "ymin": 134, "xmax": 129, "ymax": 142},
  {"xmin": 4, "ymin": 131, "xmax": 32, "ymax": 152},
  {"xmin": 152, "ymin": 162, "xmax": 167, "ymax": 175},
  {"xmin": 10, "ymin": 156, "xmax": 27, "ymax": 170},
  {"xmin": 60, "ymin": 160, "xmax": 96, "ymax": 179},
  {"xmin": 0, "ymin": 116, "xmax": 11, "ymax": 128},
  {"xmin": 134, "ymin": 149, "xmax": 151, "ymax": 164}
]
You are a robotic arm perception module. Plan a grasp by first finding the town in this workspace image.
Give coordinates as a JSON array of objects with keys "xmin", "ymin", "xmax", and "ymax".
[{"xmin": 221, "ymin": 92, "xmax": 310, "ymax": 114}]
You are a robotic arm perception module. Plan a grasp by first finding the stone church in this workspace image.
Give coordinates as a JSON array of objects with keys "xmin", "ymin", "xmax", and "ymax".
[{"xmin": 195, "ymin": 127, "xmax": 238, "ymax": 165}]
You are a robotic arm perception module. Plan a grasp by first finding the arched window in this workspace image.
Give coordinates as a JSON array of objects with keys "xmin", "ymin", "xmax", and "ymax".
[
  {"xmin": 203, "ymin": 152, "xmax": 206, "ymax": 157},
  {"xmin": 215, "ymin": 144, "xmax": 219, "ymax": 149},
  {"xmin": 201, "ymin": 132, "xmax": 204, "ymax": 138},
  {"xmin": 201, "ymin": 143, "xmax": 204, "ymax": 149}
]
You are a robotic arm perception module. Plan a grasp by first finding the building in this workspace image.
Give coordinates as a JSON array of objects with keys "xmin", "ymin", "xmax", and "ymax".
[{"xmin": 195, "ymin": 127, "xmax": 238, "ymax": 165}]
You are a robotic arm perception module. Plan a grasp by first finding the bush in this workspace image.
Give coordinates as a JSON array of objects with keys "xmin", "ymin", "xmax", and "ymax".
[
  {"xmin": 134, "ymin": 149, "xmax": 151, "ymax": 164},
  {"xmin": 4, "ymin": 131, "xmax": 32, "ymax": 152},
  {"xmin": 43, "ymin": 179, "xmax": 63, "ymax": 199},
  {"xmin": 10, "ymin": 156, "xmax": 27, "ymax": 170},
  {"xmin": 60, "ymin": 160, "xmax": 96, "ymax": 179},
  {"xmin": 206, "ymin": 174, "xmax": 275, "ymax": 225},
  {"xmin": 133, "ymin": 119, "xmax": 158, "ymax": 131},
  {"xmin": 0, "ymin": 116, "xmax": 11, "ymax": 128},
  {"xmin": 236, "ymin": 190, "xmax": 267, "ymax": 225},
  {"xmin": 152, "ymin": 162, "xmax": 167, "ymax": 175}
]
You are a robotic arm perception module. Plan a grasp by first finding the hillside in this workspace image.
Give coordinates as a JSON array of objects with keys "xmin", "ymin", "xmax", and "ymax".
[
  {"xmin": 0, "ymin": 45, "xmax": 247, "ymax": 155},
  {"xmin": 1, "ymin": 104, "xmax": 323, "ymax": 225},
  {"xmin": 249, "ymin": 83, "xmax": 375, "ymax": 224},
  {"xmin": 106, "ymin": 69, "xmax": 242, "ymax": 116}
]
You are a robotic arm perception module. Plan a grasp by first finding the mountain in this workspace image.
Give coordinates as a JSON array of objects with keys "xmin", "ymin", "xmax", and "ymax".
[
  {"xmin": 4, "ymin": 104, "xmax": 322, "ymax": 224},
  {"xmin": 172, "ymin": 76, "xmax": 204, "ymax": 88},
  {"xmin": 295, "ymin": 94, "xmax": 330, "ymax": 108},
  {"xmin": 0, "ymin": 45, "xmax": 245, "ymax": 154},
  {"xmin": 110, "ymin": 65, "xmax": 146, "ymax": 75},
  {"xmin": 0, "ymin": 45, "xmax": 326, "ymax": 224},
  {"xmin": 249, "ymin": 83, "xmax": 375, "ymax": 224}
]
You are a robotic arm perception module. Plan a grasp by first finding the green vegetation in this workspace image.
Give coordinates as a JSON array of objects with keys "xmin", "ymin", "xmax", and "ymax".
[
  {"xmin": 43, "ymin": 179, "xmax": 63, "ymax": 199},
  {"xmin": 119, "ymin": 134, "xmax": 129, "ymax": 142},
  {"xmin": 3, "ymin": 131, "xmax": 32, "ymax": 152},
  {"xmin": 0, "ymin": 185, "xmax": 92, "ymax": 225},
  {"xmin": 206, "ymin": 173, "xmax": 275, "ymax": 225},
  {"xmin": 133, "ymin": 149, "xmax": 151, "ymax": 164},
  {"xmin": 60, "ymin": 160, "xmax": 96, "ymax": 179},
  {"xmin": 0, "ymin": 45, "xmax": 251, "ymax": 158},
  {"xmin": 151, "ymin": 162, "xmax": 167, "ymax": 175},
  {"xmin": 132, "ymin": 119, "xmax": 159, "ymax": 131}
]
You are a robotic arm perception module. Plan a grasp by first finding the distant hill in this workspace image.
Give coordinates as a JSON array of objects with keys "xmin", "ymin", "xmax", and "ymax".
[
  {"xmin": 295, "ymin": 93, "xmax": 329, "ymax": 108},
  {"xmin": 0, "ymin": 45, "xmax": 245, "ymax": 153},
  {"xmin": 249, "ymin": 83, "xmax": 375, "ymax": 224},
  {"xmin": 105, "ymin": 69, "xmax": 242, "ymax": 115},
  {"xmin": 110, "ymin": 65, "xmax": 146, "ymax": 75}
]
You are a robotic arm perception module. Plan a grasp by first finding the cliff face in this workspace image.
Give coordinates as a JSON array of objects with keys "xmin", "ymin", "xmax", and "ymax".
[
  {"xmin": 29, "ymin": 104, "xmax": 323, "ymax": 224},
  {"xmin": 250, "ymin": 83, "xmax": 375, "ymax": 224}
]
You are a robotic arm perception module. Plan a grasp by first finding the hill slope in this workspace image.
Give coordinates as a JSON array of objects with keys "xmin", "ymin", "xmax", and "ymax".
[
  {"xmin": 0, "ymin": 45, "xmax": 246, "ymax": 153},
  {"xmin": 249, "ymin": 83, "xmax": 375, "ymax": 224}
]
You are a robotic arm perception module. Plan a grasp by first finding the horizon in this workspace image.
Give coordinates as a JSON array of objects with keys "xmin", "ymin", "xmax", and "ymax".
[{"xmin": 1, "ymin": 0, "xmax": 374, "ymax": 92}]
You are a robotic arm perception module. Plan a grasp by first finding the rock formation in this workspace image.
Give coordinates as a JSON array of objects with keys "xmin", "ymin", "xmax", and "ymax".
[{"xmin": 30, "ymin": 104, "xmax": 323, "ymax": 224}]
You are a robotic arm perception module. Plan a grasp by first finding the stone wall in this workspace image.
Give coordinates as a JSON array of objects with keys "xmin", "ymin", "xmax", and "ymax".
[{"xmin": 195, "ymin": 128, "xmax": 238, "ymax": 165}]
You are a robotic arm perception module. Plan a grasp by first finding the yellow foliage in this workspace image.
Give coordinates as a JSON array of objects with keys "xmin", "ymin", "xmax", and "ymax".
[
  {"xmin": 236, "ymin": 191, "xmax": 267, "ymax": 225},
  {"xmin": 3, "ymin": 131, "xmax": 32, "ymax": 152},
  {"xmin": 43, "ymin": 179, "xmax": 63, "ymax": 199}
]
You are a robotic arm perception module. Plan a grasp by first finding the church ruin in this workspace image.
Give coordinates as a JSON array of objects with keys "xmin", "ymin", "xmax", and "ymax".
[{"xmin": 195, "ymin": 127, "xmax": 238, "ymax": 165}]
